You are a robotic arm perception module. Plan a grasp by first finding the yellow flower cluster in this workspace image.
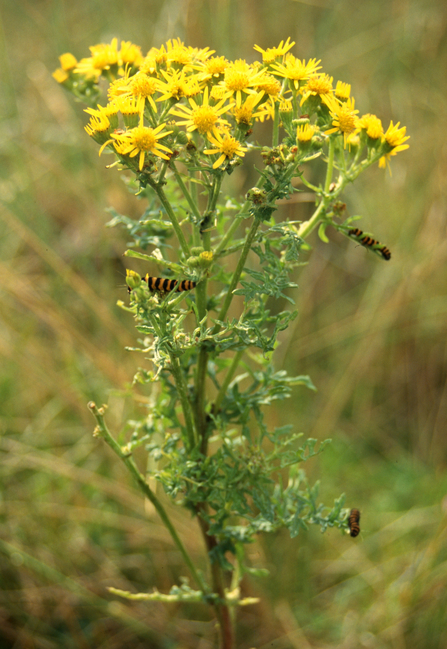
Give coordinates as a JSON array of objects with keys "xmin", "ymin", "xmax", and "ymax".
[{"xmin": 53, "ymin": 37, "xmax": 409, "ymax": 173}]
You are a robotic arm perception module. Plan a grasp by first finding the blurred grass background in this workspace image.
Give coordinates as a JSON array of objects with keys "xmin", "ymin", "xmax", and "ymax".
[{"xmin": 1, "ymin": 0, "xmax": 447, "ymax": 647}]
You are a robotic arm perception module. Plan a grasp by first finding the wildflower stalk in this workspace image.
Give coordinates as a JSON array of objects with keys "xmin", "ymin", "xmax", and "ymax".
[{"xmin": 56, "ymin": 35, "xmax": 409, "ymax": 649}]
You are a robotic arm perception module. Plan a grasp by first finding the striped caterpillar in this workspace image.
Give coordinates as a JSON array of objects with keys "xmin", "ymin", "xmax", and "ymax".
[
  {"xmin": 128, "ymin": 275, "xmax": 197, "ymax": 294},
  {"xmin": 348, "ymin": 508, "xmax": 361, "ymax": 538},
  {"xmin": 348, "ymin": 228, "xmax": 391, "ymax": 261}
]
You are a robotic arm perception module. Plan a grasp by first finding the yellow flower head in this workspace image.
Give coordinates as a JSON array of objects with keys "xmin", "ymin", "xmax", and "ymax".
[
  {"xmin": 75, "ymin": 38, "xmax": 120, "ymax": 79},
  {"xmin": 300, "ymin": 73, "xmax": 334, "ymax": 108},
  {"xmin": 116, "ymin": 95, "xmax": 145, "ymax": 128},
  {"xmin": 358, "ymin": 113, "xmax": 383, "ymax": 140},
  {"xmin": 147, "ymin": 39, "xmax": 214, "ymax": 73},
  {"xmin": 129, "ymin": 72, "xmax": 160, "ymax": 111},
  {"xmin": 196, "ymin": 56, "xmax": 229, "ymax": 82},
  {"xmin": 165, "ymin": 38, "xmax": 194, "ymax": 67},
  {"xmin": 254, "ymin": 74, "xmax": 281, "ymax": 98},
  {"xmin": 220, "ymin": 60, "xmax": 267, "ymax": 107},
  {"xmin": 271, "ymin": 55, "xmax": 322, "ymax": 90},
  {"xmin": 111, "ymin": 119, "xmax": 173, "ymax": 169},
  {"xmin": 119, "ymin": 41, "xmax": 144, "ymax": 68},
  {"xmin": 279, "ymin": 99, "xmax": 293, "ymax": 113},
  {"xmin": 183, "ymin": 78, "xmax": 202, "ymax": 97},
  {"xmin": 170, "ymin": 87, "xmax": 233, "ymax": 135},
  {"xmin": 253, "ymin": 98, "xmax": 275, "ymax": 123},
  {"xmin": 84, "ymin": 112, "xmax": 112, "ymax": 142},
  {"xmin": 379, "ymin": 121, "xmax": 410, "ymax": 170},
  {"xmin": 383, "ymin": 121, "xmax": 410, "ymax": 150},
  {"xmin": 325, "ymin": 97, "xmax": 359, "ymax": 147},
  {"xmin": 140, "ymin": 55, "xmax": 158, "ymax": 76},
  {"xmin": 157, "ymin": 68, "xmax": 200, "ymax": 101},
  {"xmin": 109, "ymin": 72, "xmax": 160, "ymax": 112},
  {"xmin": 233, "ymin": 92, "xmax": 265, "ymax": 126},
  {"xmin": 204, "ymin": 129, "xmax": 248, "ymax": 169},
  {"xmin": 59, "ymin": 53, "xmax": 78, "ymax": 71},
  {"xmin": 296, "ymin": 123, "xmax": 317, "ymax": 143},
  {"xmin": 84, "ymin": 103, "xmax": 119, "ymax": 139},
  {"xmin": 253, "ymin": 38, "xmax": 295, "ymax": 63},
  {"xmin": 335, "ymin": 81, "xmax": 351, "ymax": 101},
  {"xmin": 52, "ymin": 68, "xmax": 69, "ymax": 83}
]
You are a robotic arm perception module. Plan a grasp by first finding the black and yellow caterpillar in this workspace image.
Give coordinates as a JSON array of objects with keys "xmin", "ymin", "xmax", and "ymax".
[
  {"xmin": 348, "ymin": 228, "xmax": 391, "ymax": 261},
  {"xmin": 128, "ymin": 275, "xmax": 197, "ymax": 294},
  {"xmin": 348, "ymin": 508, "xmax": 361, "ymax": 537}
]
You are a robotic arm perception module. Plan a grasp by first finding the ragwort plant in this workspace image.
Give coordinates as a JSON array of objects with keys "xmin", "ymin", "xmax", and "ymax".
[{"xmin": 54, "ymin": 37, "xmax": 409, "ymax": 648}]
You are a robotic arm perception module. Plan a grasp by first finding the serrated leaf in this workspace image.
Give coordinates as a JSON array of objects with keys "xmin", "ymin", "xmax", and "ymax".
[{"xmin": 124, "ymin": 249, "xmax": 183, "ymax": 272}]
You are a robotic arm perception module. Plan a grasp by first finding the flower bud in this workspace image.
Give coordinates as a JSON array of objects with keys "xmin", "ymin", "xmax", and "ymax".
[
  {"xmin": 199, "ymin": 251, "xmax": 214, "ymax": 268},
  {"xmin": 176, "ymin": 130, "xmax": 190, "ymax": 145},
  {"xmin": 186, "ymin": 256, "xmax": 201, "ymax": 268},
  {"xmin": 246, "ymin": 187, "xmax": 267, "ymax": 204},
  {"xmin": 126, "ymin": 269, "xmax": 141, "ymax": 291},
  {"xmin": 190, "ymin": 246, "xmax": 205, "ymax": 256}
]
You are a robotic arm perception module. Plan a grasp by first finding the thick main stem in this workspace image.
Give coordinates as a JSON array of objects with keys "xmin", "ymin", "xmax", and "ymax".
[{"xmin": 197, "ymin": 510, "xmax": 234, "ymax": 649}]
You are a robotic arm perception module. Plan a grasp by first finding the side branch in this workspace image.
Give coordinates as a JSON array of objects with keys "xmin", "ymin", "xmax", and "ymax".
[{"xmin": 88, "ymin": 401, "xmax": 206, "ymax": 592}]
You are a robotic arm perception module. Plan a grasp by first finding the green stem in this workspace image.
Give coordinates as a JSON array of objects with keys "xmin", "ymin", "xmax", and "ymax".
[
  {"xmin": 157, "ymin": 160, "xmax": 169, "ymax": 185},
  {"xmin": 215, "ymin": 174, "xmax": 265, "ymax": 258},
  {"xmin": 146, "ymin": 311, "xmax": 197, "ymax": 449},
  {"xmin": 272, "ymin": 101, "xmax": 280, "ymax": 148},
  {"xmin": 214, "ymin": 349, "xmax": 245, "ymax": 413},
  {"xmin": 208, "ymin": 174, "xmax": 224, "ymax": 214},
  {"xmin": 196, "ymin": 346, "xmax": 209, "ymax": 452},
  {"xmin": 171, "ymin": 162, "xmax": 202, "ymax": 222},
  {"xmin": 213, "ymin": 216, "xmax": 261, "ymax": 334},
  {"xmin": 88, "ymin": 401, "xmax": 206, "ymax": 593},
  {"xmin": 194, "ymin": 173, "xmax": 224, "ymax": 447},
  {"xmin": 215, "ymin": 211, "xmax": 246, "ymax": 258},
  {"xmin": 168, "ymin": 355, "xmax": 198, "ymax": 449},
  {"xmin": 300, "ymin": 176, "xmax": 321, "ymax": 193},
  {"xmin": 324, "ymin": 138, "xmax": 335, "ymax": 193},
  {"xmin": 148, "ymin": 178, "xmax": 190, "ymax": 258},
  {"xmin": 348, "ymin": 149, "xmax": 383, "ymax": 181},
  {"xmin": 296, "ymin": 199, "xmax": 326, "ymax": 240}
]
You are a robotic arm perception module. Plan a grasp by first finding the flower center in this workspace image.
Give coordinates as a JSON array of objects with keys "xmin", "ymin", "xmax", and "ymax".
[
  {"xmin": 225, "ymin": 70, "xmax": 250, "ymax": 91},
  {"xmin": 306, "ymin": 74, "xmax": 332, "ymax": 95},
  {"xmin": 337, "ymin": 106, "xmax": 357, "ymax": 134},
  {"xmin": 234, "ymin": 105, "xmax": 253, "ymax": 125},
  {"xmin": 132, "ymin": 126, "xmax": 158, "ymax": 151},
  {"xmin": 192, "ymin": 106, "xmax": 219, "ymax": 133},
  {"xmin": 220, "ymin": 135, "xmax": 240, "ymax": 158},
  {"xmin": 206, "ymin": 57, "xmax": 228, "ymax": 75},
  {"xmin": 131, "ymin": 74, "xmax": 158, "ymax": 98}
]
